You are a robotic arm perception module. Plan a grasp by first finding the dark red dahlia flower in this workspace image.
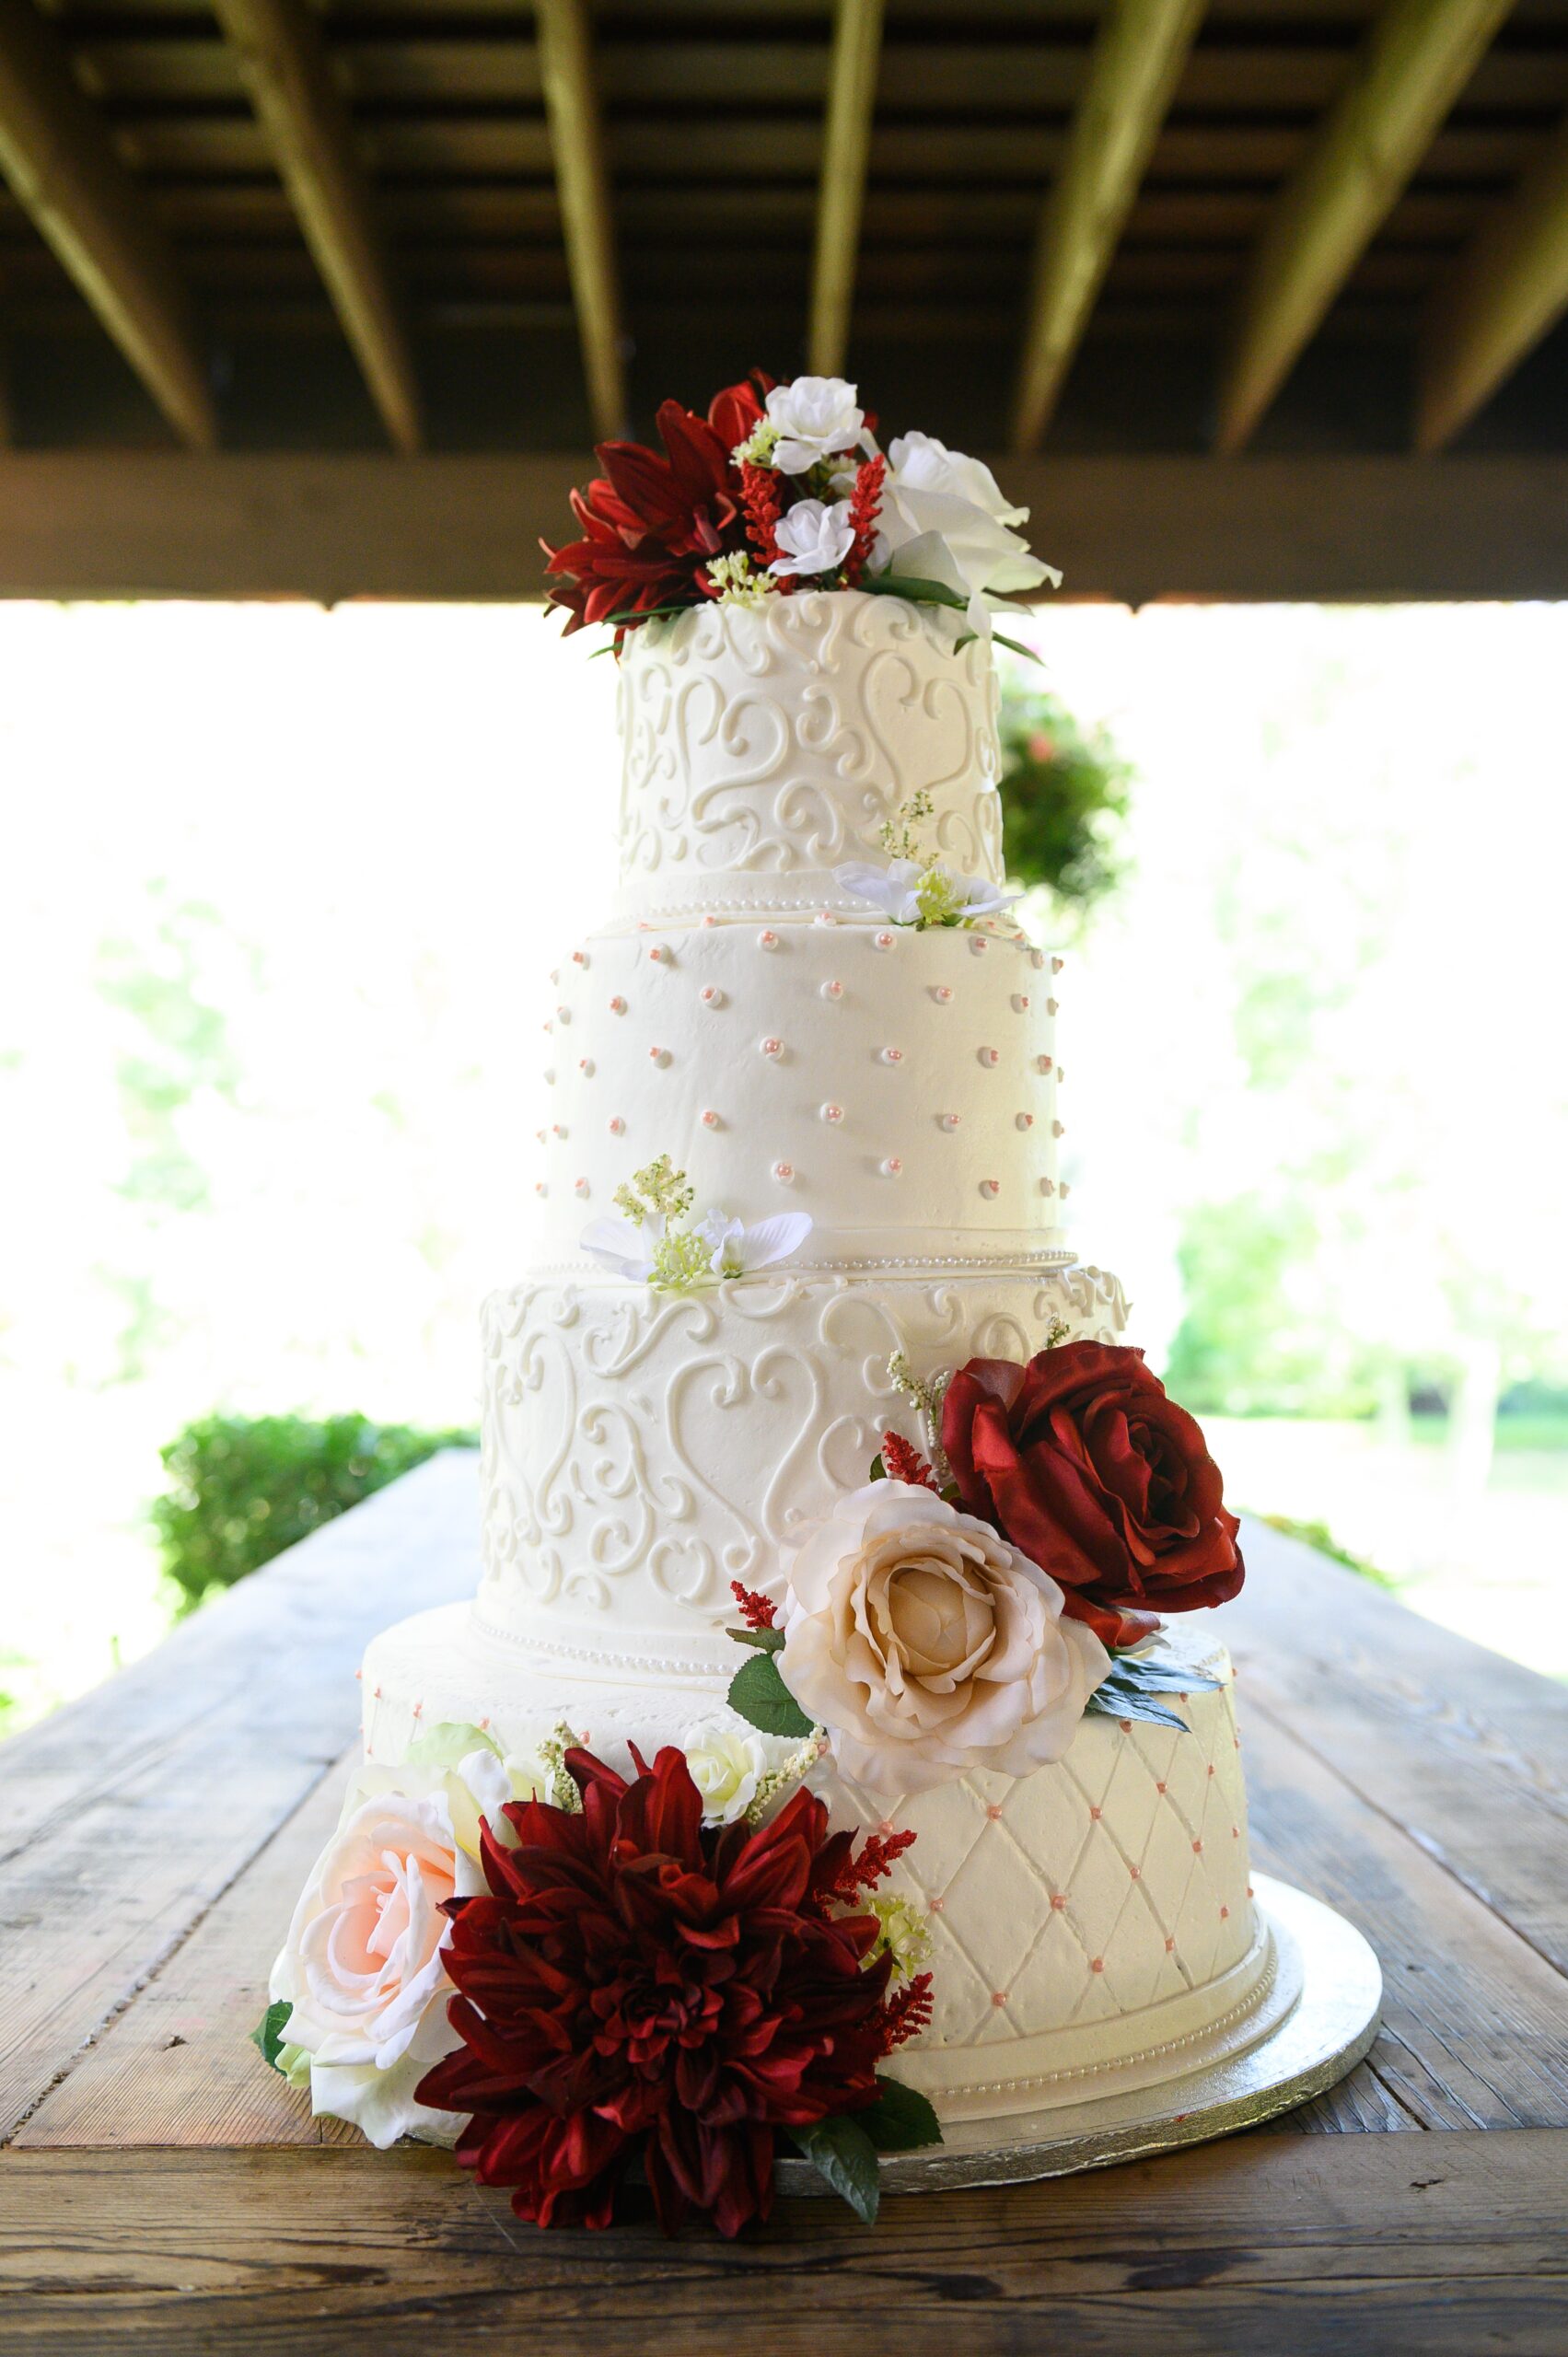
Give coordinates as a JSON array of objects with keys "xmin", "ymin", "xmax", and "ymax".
[
  {"xmin": 941, "ymin": 1341, "xmax": 1245, "ymax": 1650},
  {"xmin": 541, "ymin": 376, "xmax": 773, "ymax": 638},
  {"xmin": 416, "ymin": 1744, "xmax": 900, "ymax": 2236}
]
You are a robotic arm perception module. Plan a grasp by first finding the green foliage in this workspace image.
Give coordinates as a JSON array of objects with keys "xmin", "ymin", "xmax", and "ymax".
[
  {"xmin": 251, "ymin": 2001, "xmax": 293, "ymax": 2072},
  {"xmin": 726, "ymin": 1647, "xmax": 814, "ymax": 1738},
  {"xmin": 1163, "ymin": 1193, "xmax": 1378, "ymax": 1419},
  {"xmin": 152, "ymin": 1412, "xmax": 476, "ymax": 1613},
  {"xmin": 1260, "ymin": 1515, "xmax": 1400, "ymax": 1591},
  {"xmin": 996, "ymin": 683, "xmax": 1132, "ymax": 910}
]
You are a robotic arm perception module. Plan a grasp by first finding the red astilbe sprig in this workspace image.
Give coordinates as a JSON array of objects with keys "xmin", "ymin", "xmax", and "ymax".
[
  {"xmin": 820, "ymin": 1824, "xmax": 917, "ymax": 1903},
  {"xmin": 842, "ymin": 452, "xmax": 887, "ymax": 586},
  {"xmin": 738, "ymin": 461, "xmax": 786, "ymax": 572},
  {"xmin": 880, "ymin": 1430, "xmax": 940, "ymax": 1492},
  {"xmin": 729, "ymin": 1578, "xmax": 778, "ymax": 1632},
  {"xmin": 880, "ymin": 1971, "xmax": 935, "ymax": 2049}
]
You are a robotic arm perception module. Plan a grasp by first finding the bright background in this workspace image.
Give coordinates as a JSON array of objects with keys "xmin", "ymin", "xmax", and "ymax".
[{"xmin": 3, "ymin": 598, "xmax": 1564, "ymax": 1730}]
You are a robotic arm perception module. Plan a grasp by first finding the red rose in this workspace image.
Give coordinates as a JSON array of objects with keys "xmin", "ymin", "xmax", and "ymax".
[
  {"xmin": 416, "ymin": 1744, "xmax": 912, "ymax": 2236},
  {"xmin": 941, "ymin": 1341, "xmax": 1244, "ymax": 1649}
]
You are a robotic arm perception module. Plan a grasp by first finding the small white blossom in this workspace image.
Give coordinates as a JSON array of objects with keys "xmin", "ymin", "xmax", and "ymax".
[
  {"xmin": 763, "ymin": 376, "xmax": 866, "ymax": 474},
  {"xmin": 682, "ymin": 1721, "xmax": 772, "ymax": 1825},
  {"xmin": 834, "ymin": 856, "xmax": 1020, "ymax": 928},
  {"xmin": 769, "ymin": 498, "xmax": 856, "ymax": 580},
  {"xmin": 695, "ymin": 1208, "xmax": 814, "ymax": 1278}
]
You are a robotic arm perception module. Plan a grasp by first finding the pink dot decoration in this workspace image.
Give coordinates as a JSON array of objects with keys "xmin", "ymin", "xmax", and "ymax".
[
  {"xmin": 939, "ymin": 1112, "xmax": 960, "ymax": 1131},
  {"xmin": 821, "ymin": 979, "xmax": 843, "ymax": 1000},
  {"xmin": 571, "ymin": 950, "xmax": 587, "ymax": 966},
  {"xmin": 608, "ymin": 1117, "xmax": 624, "ymax": 1133},
  {"xmin": 1052, "ymin": 956, "xmax": 1065, "ymax": 973},
  {"xmin": 881, "ymin": 1046, "xmax": 903, "ymax": 1064},
  {"xmin": 821, "ymin": 1103, "xmax": 844, "ymax": 1124},
  {"xmin": 702, "ymin": 914, "xmax": 718, "ymax": 926},
  {"xmin": 1220, "ymin": 1905, "xmax": 1230, "ymax": 1920},
  {"xmin": 772, "ymin": 1161, "xmax": 795, "ymax": 1184},
  {"xmin": 985, "ymin": 1803, "xmax": 1003, "ymax": 1821},
  {"xmin": 1129, "ymin": 1864, "xmax": 1141, "ymax": 1879},
  {"xmin": 979, "ymin": 1046, "xmax": 1000, "ymax": 1067},
  {"xmin": 649, "ymin": 1047, "xmax": 669, "ymax": 1065},
  {"xmin": 758, "ymin": 929, "xmax": 779, "ymax": 949},
  {"xmin": 534, "ymin": 1181, "xmax": 545, "ymax": 1195},
  {"xmin": 991, "ymin": 1991, "xmax": 1006, "ymax": 2008},
  {"xmin": 880, "ymin": 1156, "xmax": 903, "ymax": 1178},
  {"xmin": 932, "ymin": 984, "xmax": 954, "ymax": 1004},
  {"xmin": 1165, "ymin": 1936, "xmax": 1177, "ymax": 1953},
  {"xmin": 1050, "ymin": 1893, "xmax": 1067, "ymax": 1910},
  {"xmin": 761, "ymin": 1038, "xmax": 784, "ymax": 1058},
  {"xmin": 609, "ymin": 995, "xmax": 626, "ymax": 1014},
  {"xmin": 1156, "ymin": 1781, "xmax": 1167, "ymax": 1794},
  {"xmin": 574, "ymin": 1178, "xmax": 589, "ymax": 1195},
  {"xmin": 1090, "ymin": 1957, "xmax": 1104, "ymax": 1974},
  {"xmin": 1016, "ymin": 1112, "xmax": 1034, "ymax": 1131},
  {"xmin": 700, "ymin": 985, "xmax": 724, "ymax": 1006},
  {"xmin": 1089, "ymin": 1805, "xmax": 1102, "ymax": 1820},
  {"xmin": 1038, "ymin": 1054, "xmax": 1053, "ymax": 1074},
  {"xmin": 578, "ymin": 1058, "xmax": 593, "ymax": 1074},
  {"xmin": 648, "ymin": 945, "xmax": 668, "ymax": 963},
  {"xmin": 874, "ymin": 931, "xmax": 896, "ymax": 951},
  {"xmin": 929, "ymin": 1896, "xmax": 945, "ymax": 1914},
  {"xmin": 1014, "ymin": 994, "xmax": 1030, "ymax": 1012},
  {"xmin": 555, "ymin": 1006, "xmax": 570, "ymax": 1023},
  {"xmin": 981, "ymin": 1178, "xmax": 1000, "ymax": 1199},
  {"xmin": 702, "ymin": 1109, "xmax": 719, "ymax": 1129},
  {"xmin": 970, "ymin": 935, "xmax": 989, "ymax": 956},
  {"xmin": 1192, "ymin": 1839, "xmax": 1203, "ymax": 1853}
]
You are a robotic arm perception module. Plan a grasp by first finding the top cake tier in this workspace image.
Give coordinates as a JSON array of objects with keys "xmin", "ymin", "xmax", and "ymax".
[{"xmin": 615, "ymin": 588, "xmax": 1003, "ymax": 921}]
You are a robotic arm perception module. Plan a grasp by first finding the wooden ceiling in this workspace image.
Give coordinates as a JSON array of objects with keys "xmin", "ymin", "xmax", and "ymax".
[{"xmin": 2, "ymin": 0, "xmax": 1568, "ymax": 598}]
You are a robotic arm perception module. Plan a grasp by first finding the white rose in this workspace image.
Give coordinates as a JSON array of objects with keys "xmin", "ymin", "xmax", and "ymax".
[
  {"xmin": 682, "ymin": 1719, "xmax": 773, "ymax": 1824},
  {"xmin": 770, "ymin": 497, "xmax": 856, "ymax": 580},
  {"xmin": 268, "ymin": 1728, "xmax": 528, "ymax": 2148},
  {"xmin": 877, "ymin": 430, "xmax": 1061, "ymax": 633},
  {"xmin": 764, "ymin": 376, "xmax": 865, "ymax": 474},
  {"xmin": 779, "ymin": 1480, "xmax": 1109, "ymax": 1796}
]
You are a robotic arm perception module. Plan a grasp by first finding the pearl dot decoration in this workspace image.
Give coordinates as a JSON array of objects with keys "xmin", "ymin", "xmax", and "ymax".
[
  {"xmin": 939, "ymin": 1112, "xmax": 961, "ymax": 1132},
  {"xmin": 820, "ymin": 1103, "xmax": 844, "ymax": 1124},
  {"xmin": 880, "ymin": 1045, "xmax": 904, "ymax": 1065},
  {"xmin": 761, "ymin": 1037, "xmax": 784, "ymax": 1059},
  {"xmin": 821, "ymin": 978, "xmax": 844, "ymax": 1001},
  {"xmin": 978, "ymin": 1046, "xmax": 1000, "ymax": 1067},
  {"xmin": 1060, "ymin": 1181, "xmax": 1072, "ymax": 1198},
  {"xmin": 815, "ymin": 910, "xmax": 838, "ymax": 925},
  {"xmin": 981, "ymin": 1178, "xmax": 1000, "ymax": 1199},
  {"xmin": 758, "ymin": 929, "xmax": 780, "ymax": 950},
  {"xmin": 932, "ymin": 984, "xmax": 954, "ymax": 1004},
  {"xmin": 700, "ymin": 985, "xmax": 726, "ymax": 1007},
  {"xmin": 648, "ymin": 945, "xmax": 669, "ymax": 964},
  {"xmin": 970, "ymin": 935, "xmax": 990, "ymax": 956},
  {"xmin": 880, "ymin": 1156, "xmax": 903, "ymax": 1178},
  {"xmin": 1052, "ymin": 956, "xmax": 1065, "ymax": 973},
  {"xmin": 609, "ymin": 995, "xmax": 626, "ymax": 1015},
  {"xmin": 608, "ymin": 1117, "xmax": 625, "ymax": 1134},
  {"xmin": 1016, "ymin": 1112, "xmax": 1034, "ymax": 1131},
  {"xmin": 873, "ymin": 931, "xmax": 896, "ymax": 951},
  {"xmin": 1030, "ymin": 949, "xmax": 1046, "ymax": 971},
  {"xmin": 555, "ymin": 1006, "xmax": 571, "ymax": 1024},
  {"xmin": 1046, "ymin": 997, "xmax": 1060, "ymax": 1015},
  {"xmin": 578, "ymin": 1058, "xmax": 594, "ymax": 1076},
  {"xmin": 1037, "ymin": 1055, "xmax": 1053, "ymax": 1074},
  {"xmin": 543, "ymin": 1069, "xmax": 555, "ymax": 1086},
  {"xmin": 702, "ymin": 1109, "xmax": 720, "ymax": 1129},
  {"xmin": 1057, "ymin": 1065, "xmax": 1066, "ymax": 1085},
  {"xmin": 772, "ymin": 1160, "xmax": 796, "ymax": 1184},
  {"xmin": 574, "ymin": 1178, "xmax": 589, "ymax": 1196},
  {"xmin": 1053, "ymin": 1120, "xmax": 1066, "ymax": 1138},
  {"xmin": 571, "ymin": 949, "xmax": 587, "ymax": 967},
  {"xmin": 649, "ymin": 1047, "xmax": 670, "ymax": 1067},
  {"xmin": 552, "ymin": 1123, "xmax": 565, "ymax": 1137}
]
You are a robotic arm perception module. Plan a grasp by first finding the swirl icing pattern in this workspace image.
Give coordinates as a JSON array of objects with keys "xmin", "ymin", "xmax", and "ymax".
[{"xmin": 615, "ymin": 590, "xmax": 1003, "ymax": 918}]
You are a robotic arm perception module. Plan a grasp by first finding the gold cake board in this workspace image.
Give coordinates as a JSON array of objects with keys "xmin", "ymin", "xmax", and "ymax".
[{"xmin": 776, "ymin": 1875, "xmax": 1381, "ymax": 2197}]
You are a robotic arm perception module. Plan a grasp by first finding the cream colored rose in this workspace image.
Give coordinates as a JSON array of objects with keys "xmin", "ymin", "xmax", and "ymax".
[
  {"xmin": 269, "ymin": 1730, "xmax": 519, "ymax": 2148},
  {"xmin": 779, "ymin": 1480, "xmax": 1109, "ymax": 1795},
  {"xmin": 682, "ymin": 1719, "xmax": 772, "ymax": 1824}
]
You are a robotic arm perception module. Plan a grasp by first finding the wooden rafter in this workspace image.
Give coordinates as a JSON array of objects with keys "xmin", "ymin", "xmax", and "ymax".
[
  {"xmin": 209, "ymin": 0, "xmax": 422, "ymax": 454},
  {"xmin": 1214, "ymin": 0, "xmax": 1516, "ymax": 456},
  {"xmin": 0, "ymin": 0, "xmax": 215, "ymax": 447},
  {"xmin": 0, "ymin": 453, "xmax": 1565, "ymax": 602},
  {"xmin": 1416, "ymin": 112, "xmax": 1568, "ymax": 451},
  {"xmin": 1010, "ymin": 0, "xmax": 1206, "ymax": 453},
  {"xmin": 808, "ymin": 0, "xmax": 885, "ymax": 378},
  {"xmin": 535, "ymin": 0, "xmax": 625, "ymax": 442}
]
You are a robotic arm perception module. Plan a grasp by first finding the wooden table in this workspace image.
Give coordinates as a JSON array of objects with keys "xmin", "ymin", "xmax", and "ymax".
[{"xmin": 3, "ymin": 1448, "xmax": 1566, "ymax": 2354}]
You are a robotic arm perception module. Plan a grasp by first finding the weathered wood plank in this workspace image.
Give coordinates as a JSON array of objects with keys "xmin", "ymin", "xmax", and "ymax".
[
  {"xmin": 13, "ymin": 1752, "xmax": 362, "ymax": 2149},
  {"xmin": 1, "ymin": 2132, "xmax": 1563, "ymax": 2354},
  {"xmin": 1240, "ymin": 1688, "xmax": 1568, "ymax": 2130},
  {"xmin": 1227, "ymin": 1516, "xmax": 1568, "ymax": 1975},
  {"xmin": 3, "ymin": 455, "xmax": 1568, "ymax": 603},
  {"xmin": 0, "ymin": 1450, "xmax": 478, "ymax": 2143}
]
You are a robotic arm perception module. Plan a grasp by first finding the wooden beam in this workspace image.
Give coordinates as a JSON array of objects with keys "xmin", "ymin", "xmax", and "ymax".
[
  {"xmin": 208, "ymin": 0, "xmax": 422, "ymax": 454},
  {"xmin": 1010, "ymin": 0, "xmax": 1206, "ymax": 453},
  {"xmin": 0, "ymin": 454, "xmax": 1565, "ymax": 602},
  {"xmin": 1416, "ymin": 111, "xmax": 1568, "ymax": 451},
  {"xmin": 807, "ymin": 0, "xmax": 884, "ymax": 378},
  {"xmin": 0, "ymin": 0, "xmax": 215, "ymax": 447},
  {"xmin": 1214, "ymin": 0, "xmax": 1515, "ymax": 456},
  {"xmin": 534, "ymin": 0, "xmax": 625, "ymax": 441}
]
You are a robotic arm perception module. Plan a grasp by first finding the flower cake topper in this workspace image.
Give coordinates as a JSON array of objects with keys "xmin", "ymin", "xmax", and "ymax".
[{"xmin": 542, "ymin": 369, "xmax": 1059, "ymax": 650}]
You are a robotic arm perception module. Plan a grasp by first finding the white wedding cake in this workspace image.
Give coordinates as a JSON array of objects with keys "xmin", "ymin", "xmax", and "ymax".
[{"xmin": 359, "ymin": 583, "xmax": 1273, "ymax": 2126}]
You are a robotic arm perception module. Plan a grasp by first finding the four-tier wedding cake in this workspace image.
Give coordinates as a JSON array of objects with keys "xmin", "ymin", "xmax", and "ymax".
[{"xmin": 261, "ymin": 373, "xmax": 1271, "ymax": 2235}]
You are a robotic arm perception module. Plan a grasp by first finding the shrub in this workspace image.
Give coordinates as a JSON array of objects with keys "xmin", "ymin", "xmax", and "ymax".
[
  {"xmin": 996, "ymin": 683, "xmax": 1132, "ymax": 911},
  {"xmin": 152, "ymin": 1411, "xmax": 476, "ymax": 1613}
]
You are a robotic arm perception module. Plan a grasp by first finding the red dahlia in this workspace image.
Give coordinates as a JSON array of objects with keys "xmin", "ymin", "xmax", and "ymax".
[
  {"xmin": 541, "ymin": 375, "xmax": 772, "ymax": 640},
  {"xmin": 416, "ymin": 1743, "xmax": 901, "ymax": 2235}
]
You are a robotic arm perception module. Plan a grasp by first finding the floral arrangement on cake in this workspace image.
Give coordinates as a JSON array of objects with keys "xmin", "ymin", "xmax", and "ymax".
[
  {"xmin": 256, "ymin": 1720, "xmax": 938, "ymax": 2233},
  {"xmin": 542, "ymin": 369, "xmax": 1058, "ymax": 647}
]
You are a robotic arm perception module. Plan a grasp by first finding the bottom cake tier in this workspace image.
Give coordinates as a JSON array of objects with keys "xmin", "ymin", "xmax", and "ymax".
[{"xmin": 360, "ymin": 1606, "xmax": 1268, "ymax": 2123}]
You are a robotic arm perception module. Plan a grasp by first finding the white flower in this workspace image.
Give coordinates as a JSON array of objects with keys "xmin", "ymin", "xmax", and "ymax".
[
  {"xmin": 763, "ymin": 375, "xmax": 865, "ymax": 474},
  {"xmin": 682, "ymin": 1720, "xmax": 773, "ymax": 1824},
  {"xmin": 770, "ymin": 498, "xmax": 856, "ymax": 580},
  {"xmin": 267, "ymin": 1724, "xmax": 522, "ymax": 2150},
  {"xmin": 695, "ymin": 1208, "xmax": 814, "ymax": 1278},
  {"xmin": 834, "ymin": 856, "xmax": 1020, "ymax": 927},
  {"xmin": 578, "ymin": 1212, "xmax": 664, "ymax": 1281},
  {"xmin": 876, "ymin": 429, "xmax": 1061, "ymax": 636},
  {"xmin": 778, "ymin": 1480, "xmax": 1110, "ymax": 1796}
]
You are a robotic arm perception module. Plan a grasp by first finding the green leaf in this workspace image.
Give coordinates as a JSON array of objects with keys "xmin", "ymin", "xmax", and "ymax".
[
  {"xmin": 786, "ymin": 2112, "xmax": 882, "ymax": 2224},
  {"xmin": 856, "ymin": 2075, "xmax": 942, "ymax": 2154},
  {"xmin": 861, "ymin": 571, "xmax": 966, "ymax": 610},
  {"xmin": 726, "ymin": 1622, "xmax": 784, "ymax": 1654},
  {"xmin": 869, "ymin": 1451, "xmax": 887, "ymax": 1480},
  {"xmin": 1108, "ymin": 1655, "xmax": 1222, "ymax": 1695},
  {"xmin": 250, "ymin": 2000, "xmax": 293, "ymax": 2073},
  {"xmin": 1086, "ymin": 1686, "xmax": 1189, "ymax": 1732},
  {"xmin": 727, "ymin": 1650, "xmax": 814, "ymax": 1738}
]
